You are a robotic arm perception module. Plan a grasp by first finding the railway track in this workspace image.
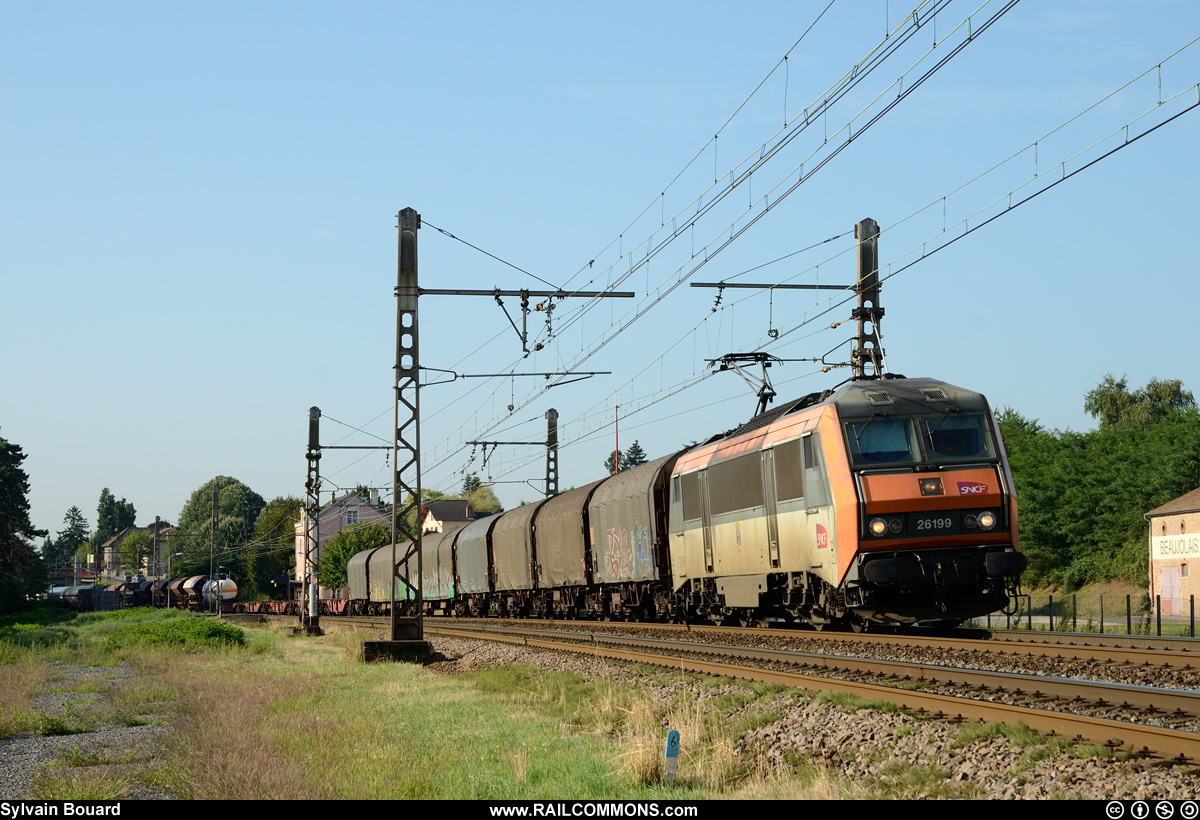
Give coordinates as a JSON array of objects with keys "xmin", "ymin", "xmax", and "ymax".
[{"xmin": 269, "ymin": 613, "xmax": 1200, "ymax": 761}]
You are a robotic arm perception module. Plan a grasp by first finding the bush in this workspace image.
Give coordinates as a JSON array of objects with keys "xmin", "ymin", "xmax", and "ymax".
[{"xmin": 102, "ymin": 618, "xmax": 245, "ymax": 650}]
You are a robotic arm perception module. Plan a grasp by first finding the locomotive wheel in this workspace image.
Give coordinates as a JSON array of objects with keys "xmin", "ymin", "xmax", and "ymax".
[{"xmin": 850, "ymin": 616, "xmax": 870, "ymax": 634}]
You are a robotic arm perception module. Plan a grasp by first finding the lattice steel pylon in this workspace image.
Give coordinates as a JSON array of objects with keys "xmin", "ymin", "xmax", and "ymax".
[
  {"xmin": 851, "ymin": 217, "xmax": 884, "ymax": 380},
  {"xmin": 391, "ymin": 207, "xmax": 423, "ymax": 643}
]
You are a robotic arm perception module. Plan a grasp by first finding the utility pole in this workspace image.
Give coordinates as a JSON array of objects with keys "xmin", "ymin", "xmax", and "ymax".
[
  {"xmin": 364, "ymin": 207, "xmax": 432, "ymax": 662},
  {"xmin": 614, "ymin": 404, "xmax": 620, "ymax": 474},
  {"xmin": 362, "ymin": 207, "xmax": 636, "ymax": 661},
  {"xmin": 851, "ymin": 217, "xmax": 883, "ymax": 380},
  {"xmin": 465, "ymin": 406, "xmax": 560, "ymax": 499},
  {"xmin": 210, "ymin": 484, "xmax": 219, "ymax": 617},
  {"xmin": 545, "ymin": 408, "xmax": 558, "ymax": 497},
  {"xmin": 298, "ymin": 407, "xmax": 324, "ymax": 635}
]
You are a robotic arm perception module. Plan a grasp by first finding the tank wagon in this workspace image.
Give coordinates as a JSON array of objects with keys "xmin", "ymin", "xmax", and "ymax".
[{"xmin": 344, "ymin": 375, "xmax": 1025, "ymax": 630}]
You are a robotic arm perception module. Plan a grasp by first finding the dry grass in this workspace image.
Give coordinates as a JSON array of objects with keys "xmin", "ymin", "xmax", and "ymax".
[
  {"xmin": 615, "ymin": 693, "xmax": 784, "ymax": 791},
  {"xmin": 27, "ymin": 768, "xmax": 132, "ymax": 800},
  {"xmin": 153, "ymin": 655, "xmax": 320, "ymax": 799},
  {"xmin": 0, "ymin": 659, "xmax": 53, "ymax": 738}
]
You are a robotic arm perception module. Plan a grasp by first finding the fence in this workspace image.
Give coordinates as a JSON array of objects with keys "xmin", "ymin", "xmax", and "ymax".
[{"xmin": 980, "ymin": 593, "xmax": 1196, "ymax": 637}]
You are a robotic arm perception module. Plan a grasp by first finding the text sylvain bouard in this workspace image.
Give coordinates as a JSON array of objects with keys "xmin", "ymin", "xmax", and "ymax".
[{"xmin": 1, "ymin": 805, "xmax": 120, "ymax": 817}]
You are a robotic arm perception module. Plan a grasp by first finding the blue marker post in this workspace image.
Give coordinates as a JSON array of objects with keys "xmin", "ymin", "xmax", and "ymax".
[{"xmin": 664, "ymin": 730, "xmax": 680, "ymax": 785}]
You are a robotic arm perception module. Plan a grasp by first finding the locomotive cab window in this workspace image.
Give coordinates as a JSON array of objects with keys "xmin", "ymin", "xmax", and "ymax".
[
  {"xmin": 845, "ymin": 417, "xmax": 919, "ymax": 467},
  {"xmin": 918, "ymin": 413, "xmax": 995, "ymax": 462},
  {"xmin": 680, "ymin": 471, "xmax": 702, "ymax": 522}
]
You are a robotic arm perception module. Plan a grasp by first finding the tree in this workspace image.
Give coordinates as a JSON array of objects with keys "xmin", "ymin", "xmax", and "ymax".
[
  {"xmin": 94, "ymin": 488, "xmax": 136, "ymax": 544},
  {"xmin": 464, "ymin": 485, "xmax": 503, "ymax": 516},
  {"xmin": 249, "ymin": 496, "xmax": 302, "ymax": 599},
  {"xmin": 1085, "ymin": 373, "xmax": 1195, "ymax": 428},
  {"xmin": 87, "ymin": 488, "xmax": 136, "ymax": 566},
  {"xmin": 623, "ymin": 440, "xmax": 648, "ymax": 468},
  {"xmin": 172, "ymin": 476, "xmax": 266, "ymax": 582},
  {"xmin": 116, "ymin": 530, "xmax": 152, "ymax": 574},
  {"xmin": 604, "ymin": 451, "xmax": 621, "ymax": 476},
  {"xmin": 603, "ymin": 440, "xmax": 651, "ymax": 475},
  {"xmin": 318, "ymin": 522, "xmax": 390, "ymax": 590},
  {"xmin": 462, "ymin": 473, "xmax": 482, "ymax": 494},
  {"xmin": 49, "ymin": 506, "xmax": 90, "ymax": 570},
  {"xmin": 0, "ymin": 431, "xmax": 48, "ymax": 612},
  {"xmin": 1002, "ymin": 379, "xmax": 1200, "ymax": 590}
]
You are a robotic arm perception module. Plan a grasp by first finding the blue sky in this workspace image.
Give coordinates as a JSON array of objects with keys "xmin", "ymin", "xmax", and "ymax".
[{"xmin": 3, "ymin": 1, "xmax": 1198, "ymax": 545}]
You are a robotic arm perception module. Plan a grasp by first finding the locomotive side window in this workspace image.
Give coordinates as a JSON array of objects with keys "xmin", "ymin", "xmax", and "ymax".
[
  {"xmin": 681, "ymin": 471, "xmax": 702, "ymax": 522},
  {"xmin": 918, "ymin": 413, "xmax": 995, "ymax": 462},
  {"xmin": 845, "ymin": 417, "xmax": 919, "ymax": 466},
  {"xmin": 773, "ymin": 439, "xmax": 804, "ymax": 501},
  {"xmin": 708, "ymin": 453, "xmax": 765, "ymax": 515},
  {"xmin": 803, "ymin": 432, "xmax": 831, "ymax": 507}
]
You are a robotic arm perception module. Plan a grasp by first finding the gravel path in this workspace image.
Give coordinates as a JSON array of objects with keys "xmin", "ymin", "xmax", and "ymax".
[{"xmin": 0, "ymin": 662, "xmax": 172, "ymax": 800}]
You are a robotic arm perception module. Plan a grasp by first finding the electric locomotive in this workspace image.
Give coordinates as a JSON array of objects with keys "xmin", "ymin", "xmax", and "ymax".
[{"xmin": 669, "ymin": 375, "xmax": 1023, "ymax": 629}]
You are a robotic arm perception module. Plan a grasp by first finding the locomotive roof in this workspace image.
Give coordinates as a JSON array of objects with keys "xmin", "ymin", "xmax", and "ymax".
[
  {"xmin": 714, "ymin": 376, "xmax": 992, "ymax": 443},
  {"xmin": 828, "ymin": 376, "xmax": 991, "ymax": 421}
]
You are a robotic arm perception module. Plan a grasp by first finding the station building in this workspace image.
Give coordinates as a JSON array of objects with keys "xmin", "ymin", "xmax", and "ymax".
[{"xmin": 1146, "ymin": 487, "xmax": 1200, "ymax": 615}]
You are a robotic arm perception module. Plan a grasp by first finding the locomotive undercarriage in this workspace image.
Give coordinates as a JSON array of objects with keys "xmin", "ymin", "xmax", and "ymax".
[
  {"xmin": 676, "ymin": 546, "xmax": 1023, "ymax": 630},
  {"xmin": 848, "ymin": 545, "xmax": 1025, "ymax": 626}
]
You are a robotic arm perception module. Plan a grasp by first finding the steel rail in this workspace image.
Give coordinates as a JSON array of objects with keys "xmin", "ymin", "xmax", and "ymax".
[
  {"xmin": 426, "ymin": 621, "xmax": 1200, "ymax": 718},
  {"xmin": 422, "ymin": 616, "xmax": 1200, "ymax": 670},
  {"xmin": 425, "ymin": 623, "xmax": 1200, "ymax": 762}
]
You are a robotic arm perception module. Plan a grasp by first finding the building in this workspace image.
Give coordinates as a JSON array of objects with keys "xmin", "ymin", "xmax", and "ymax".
[
  {"xmin": 1145, "ymin": 488, "xmax": 1200, "ymax": 615},
  {"xmin": 295, "ymin": 492, "xmax": 392, "ymax": 599},
  {"xmin": 421, "ymin": 498, "xmax": 479, "ymax": 535},
  {"xmin": 97, "ymin": 522, "xmax": 173, "ymax": 576}
]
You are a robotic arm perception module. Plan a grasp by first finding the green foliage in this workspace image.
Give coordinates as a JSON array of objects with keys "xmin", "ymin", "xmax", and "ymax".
[
  {"xmin": 318, "ymin": 522, "xmax": 391, "ymax": 590},
  {"xmin": 464, "ymin": 485, "xmax": 503, "ymax": 516},
  {"xmin": 116, "ymin": 530, "xmax": 152, "ymax": 574},
  {"xmin": 249, "ymin": 496, "xmax": 301, "ymax": 599},
  {"xmin": 603, "ymin": 440, "xmax": 651, "ymax": 475},
  {"xmin": 1001, "ymin": 376, "xmax": 1200, "ymax": 590},
  {"xmin": 172, "ymin": 476, "xmax": 266, "ymax": 585},
  {"xmin": 101, "ymin": 617, "xmax": 245, "ymax": 650},
  {"xmin": 623, "ymin": 440, "xmax": 648, "ymax": 468},
  {"xmin": 0, "ymin": 431, "xmax": 48, "ymax": 613},
  {"xmin": 46, "ymin": 506, "xmax": 89, "ymax": 571},
  {"xmin": 94, "ymin": 488, "xmax": 136, "ymax": 546},
  {"xmin": 1085, "ymin": 373, "xmax": 1195, "ymax": 428}
]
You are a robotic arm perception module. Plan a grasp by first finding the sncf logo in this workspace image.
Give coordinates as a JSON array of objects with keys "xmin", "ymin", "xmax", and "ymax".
[
  {"xmin": 957, "ymin": 482, "xmax": 988, "ymax": 495},
  {"xmin": 815, "ymin": 524, "xmax": 829, "ymax": 549}
]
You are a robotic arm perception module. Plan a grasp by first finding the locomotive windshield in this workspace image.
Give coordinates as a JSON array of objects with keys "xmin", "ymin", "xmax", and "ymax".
[
  {"xmin": 918, "ymin": 412, "xmax": 995, "ymax": 462},
  {"xmin": 845, "ymin": 412, "xmax": 996, "ymax": 467},
  {"xmin": 845, "ymin": 417, "xmax": 920, "ymax": 465}
]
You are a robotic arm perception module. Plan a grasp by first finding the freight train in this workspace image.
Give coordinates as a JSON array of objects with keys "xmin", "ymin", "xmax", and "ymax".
[
  {"xmin": 57, "ymin": 574, "xmax": 238, "ymax": 612},
  {"xmin": 332, "ymin": 375, "xmax": 1024, "ymax": 631}
]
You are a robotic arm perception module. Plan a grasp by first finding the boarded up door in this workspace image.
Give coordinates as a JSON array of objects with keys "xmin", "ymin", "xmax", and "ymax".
[{"xmin": 1161, "ymin": 565, "xmax": 1181, "ymax": 616}]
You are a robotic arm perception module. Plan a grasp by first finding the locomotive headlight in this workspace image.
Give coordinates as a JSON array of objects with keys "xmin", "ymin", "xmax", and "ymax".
[
  {"xmin": 978, "ymin": 511, "xmax": 997, "ymax": 530},
  {"xmin": 964, "ymin": 514, "xmax": 979, "ymax": 529},
  {"xmin": 870, "ymin": 518, "xmax": 888, "ymax": 536},
  {"xmin": 888, "ymin": 519, "xmax": 903, "ymax": 534}
]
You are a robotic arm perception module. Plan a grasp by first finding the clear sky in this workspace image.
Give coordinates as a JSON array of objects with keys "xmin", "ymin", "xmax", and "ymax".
[{"xmin": 3, "ymin": 1, "xmax": 1198, "ymax": 546}]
